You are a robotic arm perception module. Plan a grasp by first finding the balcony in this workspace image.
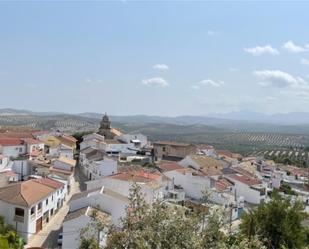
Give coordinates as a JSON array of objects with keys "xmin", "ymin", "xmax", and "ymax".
[
  {"xmin": 37, "ymin": 209, "xmax": 42, "ymax": 217},
  {"xmin": 14, "ymin": 215, "xmax": 24, "ymax": 223}
]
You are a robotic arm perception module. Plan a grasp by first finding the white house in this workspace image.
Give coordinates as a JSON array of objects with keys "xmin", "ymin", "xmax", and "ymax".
[
  {"xmin": 0, "ymin": 138, "xmax": 27, "ymax": 158},
  {"xmin": 224, "ymin": 173, "xmax": 266, "ymax": 204},
  {"xmin": 104, "ymin": 139, "xmax": 137, "ymax": 156},
  {"xmin": 86, "ymin": 171, "xmax": 167, "ymax": 204},
  {"xmin": 86, "ymin": 157, "xmax": 118, "ymax": 181},
  {"xmin": 52, "ymin": 157, "xmax": 76, "ymax": 172},
  {"xmin": 0, "ymin": 178, "xmax": 66, "ymax": 243},
  {"xmin": 63, "ymin": 206, "xmax": 110, "ymax": 249},
  {"xmin": 80, "ymin": 147, "xmax": 117, "ymax": 180},
  {"xmin": 179, "ymin": 155, "xmax": 227, "ymax": 176},
  {"xmin": 117, "ymin": 133, "xmax": 148, "ymax": 148},
  {"xmin": 163, "ymin": 167, "xmax": 211, "ymax": 200},
  {"xmin": 63, "ymin": 187, "xmax": 129, "ymax": 249},
  {"xmin": 22, "ymin": 138, "xmax": 45, "ymax": 155},
  {"xmin": 59, "ymin": 144, "xmax": 74, "ymax": 159},
  {"xmin": 0, "ymin": 155, "xmax": 9, "ymax": 172},
  {"xmin": 80, "ymin": 133, "xmax": 105, "ymax": 151}
]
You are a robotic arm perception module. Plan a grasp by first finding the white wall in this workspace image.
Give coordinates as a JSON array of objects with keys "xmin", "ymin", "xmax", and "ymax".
[
  {"xmin": 105, "ymin": 143, "xmax": 136, "ymax": 155},
  {"xmin": 0, "ymin": 201, "xmax": 30, "ymax": 242},
  {"xmin": 27, "ymin": 143, "xmax": 44, "ymax": 154},
  {"xmin": 226, "ymin": 177, "xmax": 264, "ymax": 204},
  {"xmin": 87, "ymin": 158, "xmax": 117, "ymax": 180},
  {"xmin": 70, "ymin": 191, "xmax": 127, "ymax": 226},
  {"xmin": 86, "ymin": 178, "xmax": 162, "ymax": 204},
  {"xmin": 1, "ymin": 145, "xmax": 26, "ymax": 158},
  {"xmin": 63, "ymin": 215, "xmax": 90, "ymax": 249},
  {"xmin": 0, "ymin": 156, "xmax": 9, "ymax": 171},
  {"xmin": 53, "ymin": 160, "xmax": 73, "ymax": 171},
  {"xmin": 0, "ymin": 185, "xmax": 66, "ymax": 243},
  {"xmin": 12, "ymin": 160, "xmax": 30, "ymax": 180},
  {"xmin": 164, "ymin": 170, "xmax": 211, "ymax": 200},
  {"xmin": 117, "ymin": 134, "xmax": 148, "ymax": 148},
  {"xmin": 60, "ymin": 148, "xmax": 74, "ymax": 159}
]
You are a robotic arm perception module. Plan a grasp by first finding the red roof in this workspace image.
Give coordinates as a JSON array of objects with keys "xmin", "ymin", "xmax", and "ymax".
[
  {"xmin": 159, "ymin": 163, "xmax": 184, "ymax": 172},
  {"xmin": 215, "ymin": 178, "xmax": 233, "ymax": 191},
  {"xmin": 34, "ymin": 178, "xmax": 64, "ymax": 189},
  {"xmin": 0, "ymin": 132, "xmax": 33, "ymax": 139},
  {"xmin": 0, "ymin": 138, "xmax": 24, "ymax": 146},
  {"xmin": 22, "ymin": 138, "xmax": 43, "ymax": 145},
  {"xmin": 49, "ymin": 166, "xmax": 73, "ymax": 175},
  {"xmin": 228, "ymin": 174, "xmax": 261, "ymax": 186}
]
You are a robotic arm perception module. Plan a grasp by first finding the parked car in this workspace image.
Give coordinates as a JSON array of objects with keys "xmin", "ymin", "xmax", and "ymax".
[{"xmin": 57, "ymin": 233, "xmax": 63, "ymax": 246}]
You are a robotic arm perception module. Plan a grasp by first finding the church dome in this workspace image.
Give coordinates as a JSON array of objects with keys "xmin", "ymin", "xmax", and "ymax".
[{"xmin": 102, "ymin": 113, "xmax": 109, "ymax": 122}]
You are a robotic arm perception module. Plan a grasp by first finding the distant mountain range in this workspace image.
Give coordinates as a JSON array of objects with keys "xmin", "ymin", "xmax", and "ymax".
[{"xmin": 1, "ymin": 108, "xmax": 309, "ymax": 134}]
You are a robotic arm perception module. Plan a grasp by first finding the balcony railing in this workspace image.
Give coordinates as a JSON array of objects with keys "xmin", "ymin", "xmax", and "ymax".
[{"xmin": 14, "ymin": 215, "xmax": 24, "ymax": 223}]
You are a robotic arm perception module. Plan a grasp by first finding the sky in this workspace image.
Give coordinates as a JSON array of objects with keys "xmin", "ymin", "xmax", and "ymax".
[{"xmin": 0, "ymin": 1, "xmax": 309, "ymax": 116}]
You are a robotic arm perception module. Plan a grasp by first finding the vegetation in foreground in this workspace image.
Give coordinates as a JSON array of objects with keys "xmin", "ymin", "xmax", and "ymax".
[
  {"xmin": 79, "ymin": 185, "xmax": 309, "ymax": 249},
  {"xmin": 0, "ymin": 216, "xmax": 24, "ymax": 249}
]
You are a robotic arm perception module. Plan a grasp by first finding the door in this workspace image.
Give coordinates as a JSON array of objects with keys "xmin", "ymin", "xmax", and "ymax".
[{"xmin": 36, "ymin": 217, "xmax": 42, "ymax": 233}]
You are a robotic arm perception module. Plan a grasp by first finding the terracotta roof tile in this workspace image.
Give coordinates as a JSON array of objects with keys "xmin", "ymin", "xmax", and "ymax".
[
  {"xmin": 0, "ymin": 138, "xmax": 24, "ymax": 146},
  {"xmin": 158, "ymin": 162, "xmax": 184, "ymax": 172},
  {"xmin": 0, "ymin": 180, "xmax": 60, "ymax": 207}
]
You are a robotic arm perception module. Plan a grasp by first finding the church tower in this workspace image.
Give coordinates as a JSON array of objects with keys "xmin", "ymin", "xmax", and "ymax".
[{"xmin": 98, "ymin": 113, "xmax": 114, "ymax": 139}]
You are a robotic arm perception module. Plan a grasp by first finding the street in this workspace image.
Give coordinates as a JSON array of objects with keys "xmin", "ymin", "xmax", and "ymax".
[{"xmin": 25, "ymin": 164, "xmax": 86, "ymax": 249}]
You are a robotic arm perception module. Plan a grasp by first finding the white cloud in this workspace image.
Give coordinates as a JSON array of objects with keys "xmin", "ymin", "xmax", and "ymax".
[
  {"xmin": 301, "ymin": 58, "xmax": 309, "ymax": 66},
  {"xmin": 153, "ymin": 64, "xmax": 169, "ymax": 71},
  {"xmin": 254, "ymin": 70, "xmax": 308, "ymax": 89},
  {"xmin": 142, "ymin": 77, "xmax": 169, "ymax": 87},
  {"xmin": 198, "ymin": 79, "xmax": 224, "ymax": 87},
  {"xmin": 244, "ymin": 45, "xmax": 279, "ymax": 56},
  {"xmin": 191, "ymin": 79, "xmax": 224, "ymax": 90},
  {"xmin": 282, "ymin": 41, "xmax": 308, "ymax": 53}
]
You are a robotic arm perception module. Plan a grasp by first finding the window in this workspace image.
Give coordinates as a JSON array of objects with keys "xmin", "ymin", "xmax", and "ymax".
[
  {"xmin": 46, "ymin": 199, "xmax": 48, "ymax": 205},
  {"xmin": 162, "ymin": 147, "xmax": 166, "ymax": 152},
  {"xmin": 30, "ymin": 207, "xmax": 35, "ymax": 216},
  {"xmin": 19, "ymin": 147, "xmax": 22, "ymax": 153},
  {"xmin": 15, "ymin": 208, "xmax": 24, "ymax": 217},
  {"xmin": 38, "ymin": 202, "xmax": 42, "ymax": 210},
  {"xmin": 52, "ymin": 195, "xmax": 54, "ymax": 201}
]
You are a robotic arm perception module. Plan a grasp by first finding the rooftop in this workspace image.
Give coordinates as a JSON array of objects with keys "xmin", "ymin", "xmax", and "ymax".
[
  {"xmin": 0, "ymin": 132, "xmax": 34, "ymax": 139},
  {"xmin": 22, "ymin": 138, "xmax": 43, "ymax": 145},
  {"xmin": 70, "ymin": 187, "xmax": 129, "ymax": 203},
  {"xmin": 0, "ymin": 138, "xmax": 24, "ymax": 146},
  {"xmin": 55, "ymin": 157, "xmax": 76, "ymax": 167},
  {"xmin": 110, "ymin": 170, "xmax": 161, "ymax": 183},
  {"xmin": 0, "ymin": 179, "xmax": 62, "ymax": 207},
  {"xmin": 154, "ymin": 141, "xmax": 193, "ymax": 147},
  {"xmin": 56, "ymin": 135, "xmax": 77, "ymax": 148},
  {"xmin": 190, "ymin": 155, "xmax": 225, "ymax": 176},
  {"xmin": 33, "ymin": 177, "xmax": 64, "ymax": 189},
  {"xmin": 227, "ymin": 174, "xmax": 262, "ymax": 186},
  {"xmin": 64, "ymin": 206, "xmax": 111, "ymax": 223},
  {"xmin": 158, "ymin": 162, "xmax": 184, "ymax": 172}
]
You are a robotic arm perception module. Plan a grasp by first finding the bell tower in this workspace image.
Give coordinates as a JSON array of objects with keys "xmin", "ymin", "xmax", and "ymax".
[{"xmin": 98, "ymin": 113, "xmax": 114, "ymax": 139}]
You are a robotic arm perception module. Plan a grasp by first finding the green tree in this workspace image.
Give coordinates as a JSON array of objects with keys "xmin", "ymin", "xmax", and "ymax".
[
  {"xmin": 240, "ymin": 196, "xmax": 308, "ymax": 249},
  {"xmin": 0, "ymin": 216, "xmax": 24, "ymax": 249},
  {"xmin": 79, "ymin": 208, "xmax": 109, "ymax": 249}
]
